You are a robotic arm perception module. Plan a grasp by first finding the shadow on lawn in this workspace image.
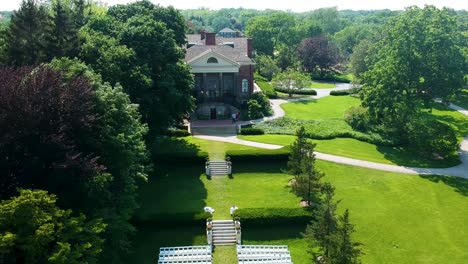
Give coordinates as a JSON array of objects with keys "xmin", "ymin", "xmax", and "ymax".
[
  {"xmin": 376, "ymin": 143, "xmax": 461, "ymax": 168},
  {"xmin": 419, "ymin": 174, "xmax": 468, "ymax": 197},
  {"xmin": 151, "ymin": 136, "xmax": 201, "ymax": 156},
  {"xmin": 127, "ymin": 225, "xmax": 206, "ymax": 264},
  {"xmin": 133, "ymin": 164, "xmax": 208, "ymax": 223}
]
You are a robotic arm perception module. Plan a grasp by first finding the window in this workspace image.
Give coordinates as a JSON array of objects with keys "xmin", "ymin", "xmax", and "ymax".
[
  {"xmin": 242, "ymin": 79, "xmax": 248, "ymax": 93},
  {"xmin": 207, "ymin": 57, "xmax": 218, "ymax": 63}
]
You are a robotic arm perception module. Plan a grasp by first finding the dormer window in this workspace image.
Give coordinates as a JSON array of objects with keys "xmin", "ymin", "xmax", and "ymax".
[{"xmin": 207, "ymin": 57, "xmax": 218, "ymax": 63}]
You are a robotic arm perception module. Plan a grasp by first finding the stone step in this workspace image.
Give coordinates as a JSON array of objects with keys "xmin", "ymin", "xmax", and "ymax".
[
  {"xmin": 213, "ymin": 225, "xmax": 235, "ymax": 229},
  {"xmin": 213, "ymin": 230, "xmax": 236, "ymax": 234},
  {"xmin": 212, "ymin": 220, "xmax": 234, "ymax": 223},
  {"xmin": 213, "ymin": 224, "xmax": 234, "ymax": 227}
]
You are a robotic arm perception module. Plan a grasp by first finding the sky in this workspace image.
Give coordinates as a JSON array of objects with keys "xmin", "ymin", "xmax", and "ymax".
[{"xmin": 1, "ymin": 0, "xmax": 467, "ymax": 12}]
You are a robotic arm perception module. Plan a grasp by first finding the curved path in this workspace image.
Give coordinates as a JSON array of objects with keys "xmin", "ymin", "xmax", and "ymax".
[{"xmin": 195, "ymin": 83, "xmax": 468, "ymax": 179}]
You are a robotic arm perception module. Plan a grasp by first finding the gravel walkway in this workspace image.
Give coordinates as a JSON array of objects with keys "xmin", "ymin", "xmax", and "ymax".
[{"xmin": 194, "ymin": 84, "xmax": 468, "ymax": 178}]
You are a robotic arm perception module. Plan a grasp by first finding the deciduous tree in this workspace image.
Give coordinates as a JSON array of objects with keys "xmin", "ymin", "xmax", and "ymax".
[
  {"xmin": 271, "ymin": 69, "xmax": 310, "ymax": 97},
  {"xmin": 361, "ymin": 6, "xmax": 466, "ymax": 129},
  {"xmin": 0, "ymin": 189, "xmax": 105, "ymax": 264},
  {"xmin": 298, "ymin": 35, "xmax": 341, "ymax": 77}
]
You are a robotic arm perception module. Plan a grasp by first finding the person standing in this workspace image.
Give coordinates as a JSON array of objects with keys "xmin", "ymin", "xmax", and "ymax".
[{"xmin": 231, "ymin": 113, "xmax": 236, "ymax": 123}]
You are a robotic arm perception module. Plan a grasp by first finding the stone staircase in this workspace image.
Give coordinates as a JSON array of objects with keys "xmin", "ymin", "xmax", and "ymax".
[
  {"xmin": 191, "ymin": 125, "xmax": 237, "ymax": 136},
  {"xmin": 212, "ymin": 220, "xmax": 237, "ymax": 246},
  {"xmin": 207, "ymin": 160, "xmax": 230, "ymax": 176}
]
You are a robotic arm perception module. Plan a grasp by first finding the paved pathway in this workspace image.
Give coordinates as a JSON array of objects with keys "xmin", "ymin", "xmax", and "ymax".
[{"xmin": 194, "ymin": 84, "xmax": 468, "ymax": 179}]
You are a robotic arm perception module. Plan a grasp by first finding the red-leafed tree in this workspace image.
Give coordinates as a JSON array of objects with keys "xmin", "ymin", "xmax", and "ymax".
[
  {"xmin": 0, "ymin": 66, "xmax": 102, "ymax": 205},
  {"xmin": 297, "ymin": 35, "xmax": 341, "ymax": 77}
]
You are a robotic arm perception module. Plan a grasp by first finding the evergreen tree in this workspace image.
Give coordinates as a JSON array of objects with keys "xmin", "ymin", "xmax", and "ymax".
[
  {"xmin": 305, "ymin": 184, "xmax": 363, "ymax": 263},
  {"xmin": 5, "ymin": 0, "xmax": 48, "ymax": 65},
  {"xmin": 288, "ymin": 127, "xmax": 323, "ymax": 205},
  {"xmin": 304, "ymin": 183, "xmax": 339, "ymax": 261},
  {"xmin": 333, "ymin": 210, "xmax": 363, "ymax": 264},
  {"xmin": 73, "ymin": 0, "xmax": 87, "ymax": 28},
  {"xmin": 46, "ymin": 0, "xmax": 79, "ymax": 59}
]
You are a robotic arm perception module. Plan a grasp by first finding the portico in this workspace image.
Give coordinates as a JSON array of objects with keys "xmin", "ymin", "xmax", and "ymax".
[{"xmin": 185, "ymin": 31, "xmax": 254, "ymax": 120}]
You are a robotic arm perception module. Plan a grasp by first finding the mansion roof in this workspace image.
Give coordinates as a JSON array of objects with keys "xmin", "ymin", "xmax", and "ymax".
[{"xmin": 185, "ymin": 34, "xmax": 253, "ymax": 65}]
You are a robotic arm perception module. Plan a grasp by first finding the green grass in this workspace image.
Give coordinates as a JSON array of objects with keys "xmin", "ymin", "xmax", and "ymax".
[
  {"xmin": 309, "ymin": 81, "xmax": 336, "ymax": 89},
  {"xmin": 452, "ymin": 89, "xmax": 468, "ymax": 109},
  {"xmin": 135, "ymin": 162, "xmax": 301, "ymax": 221},
  {"xmin": 238, "ymin": 134, "xmax": 460, "ymax": 168},
  {"xmin": 128, "ymin": 159, "xmax": 468, "ymax": 264},
  {"xmin": 281, "ymin": 96, "xmax": 360, "ymax": 119},
  {"xmin": 430, "ymin": 102, "xmax": 468, "ymax": 141},
  {"xmin": 184, "ymin": 136, "xmax": 261, "ymax": 159},
  {"xmin": 212, "ymin": 246, "xmax": 237, "ymax": 264}
]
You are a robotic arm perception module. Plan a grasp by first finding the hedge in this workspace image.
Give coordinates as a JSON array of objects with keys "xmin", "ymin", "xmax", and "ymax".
[
  {"xmin": 133, "ymin": 211, "xmax": 212, "ymax": 226},
  {"xmin": 274, "ymin": 88, "xmax": 317, "ymax": 95},
  {"xmin": 226, "ymin": 147, "xmax": 290, "ymax": 162},
  {"xmin": 234, "ymin": 208, "xmax": 312, "ymax": 226},
  {"xmin": 330, "ymin": 87, "xmax": 361, "ymax": 96},
  {"xmin": 240, "ymin": 128, "xmax": 265, "ymax": 135},
  {"xmin": 167, "ymin": 129, "xmax": 190, "ymax": 137},
  {"xmin": 312, "ymin": 73, "xmax": 352, "ymax": 83}
]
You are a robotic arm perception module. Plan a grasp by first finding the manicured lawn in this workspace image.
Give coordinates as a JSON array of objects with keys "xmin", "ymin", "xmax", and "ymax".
[
  {"xmin": 452, "ymin": 89, "xmax": 468, "ymax": 109},
  {"xmin": 309, "ymin": 81, "xmax": 336, "ymax": 89},
  {"xmin": 256, "ymin": 80, "xmax": 275, "ymax": 94},
  {"xmin": 321, "ymin": 161, "xmax": 468, "ymax": 264},
  {"xmin": 212, "ymin": 246, "xmax": 237, "ymax": 264},
  {"xmin": 430, "ymin": 102, "xmax": 468, "ymax": 141},
  {"xmin": 238, "ymin": 134, "xmax": 460, "ymax": 168},
  {"xmin": 184, "ymin": 136, "xmax": 260, "ymax": 159},
  {"xmin": 135, "ymin": 162, "xmax": 301, "ymax": 221},
  {"xmin": 129, "ymin": 159, "xmax": 468, "ymax": 264},
  {"xmin": 281, "ymin": 96, "xmax": 360, "ymax": 120}
]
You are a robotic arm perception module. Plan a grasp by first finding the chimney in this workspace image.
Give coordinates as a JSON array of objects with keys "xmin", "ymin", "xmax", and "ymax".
[
  {"xmin": 247, "ymin": 38, "xmax": 253, "ymax": 58},
  {"xmin": 200, "ymin": 30, "xmax": 206, "ymax": 40},
  {"xmin": 205, "ymin": 33, "xmax": 216, "ymax": 45}
]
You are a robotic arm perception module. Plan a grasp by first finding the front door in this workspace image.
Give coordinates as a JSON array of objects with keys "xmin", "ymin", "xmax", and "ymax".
[{"xmin": 210, "ymin": 107, "xmax": 217, "ymax": 120}]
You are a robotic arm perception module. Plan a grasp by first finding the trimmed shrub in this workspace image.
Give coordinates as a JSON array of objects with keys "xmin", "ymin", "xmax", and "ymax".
[
  {"xmin": 226, "ymin": 147, "xmax": 290, "ymax": 162},
  {"xmin": 330, "ymin": 90, "xmax": 350, "ymax": 96},
  {"xmin": 234, "ymin": 208, "xmax": 312, "ymax": 226},
  {"xmin": 344, "ymin": 106, "xmax": 371, "ymax": 132},
  {"xmin": 312, "ymin": 73, "xmax": 352, "ymax": 83},
  {"xmin": 167, "ymin": 129, "xmax": 190, "ymax": 137},
  {"xmin": 330, "ymin": 86, "xmax": 361, "ymax": 96},
  {"xmin": 274, "ymin": 88, "xmax": 317, "ymax": 95},
  {"xmin": 240, "ymin": 128, "xmax": 265, "ymax": 135}
]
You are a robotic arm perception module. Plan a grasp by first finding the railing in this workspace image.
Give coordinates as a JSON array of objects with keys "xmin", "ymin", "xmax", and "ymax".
[
  {"xmin": 206, "ymin": 219, "xmax": 213, "ymax": 245},
  {"xmin": 235, "ymin": 220, "xmax": 241, "ymax": 244}
]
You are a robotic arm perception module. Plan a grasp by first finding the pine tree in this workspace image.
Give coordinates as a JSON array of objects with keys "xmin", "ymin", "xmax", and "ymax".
[
  {"xmin": 5, "ymin": 0, "xmax": 49, "ymax": 65},
  {"xmin": 288, "ymin": 126, "xmax": 323, "ymax": 204},
  {"xmin": 333, "ymin": 210, "xmax": 363, "ymax": 264},
  {"xmin": 73, "ymin": 0, "xmax": 87, "ymax": 28},
  {"xmin": 45, "ymin": 0, "xmax": 79, "ymax": 59},
  {"xmin": 304, "ymin": 183, "xmax": 339, "ymax": 262},
  {"xmin": 288, "ymin": 126, "xmax": 309, "ymax": 176}
]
